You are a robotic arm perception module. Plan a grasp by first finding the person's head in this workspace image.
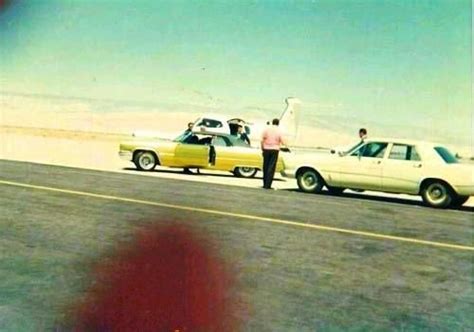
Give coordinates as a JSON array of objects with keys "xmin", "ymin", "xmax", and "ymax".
[
  {"xmin": 187, "ymin": 122, "xmax": 194, "ymax": 130},
  {"xmin": 272, "ymin": 118, "xmax": 280, "ymax": 126},
  {"xmin": 359, "ymin": 128, "xmax": 367, "ymax": 138}
]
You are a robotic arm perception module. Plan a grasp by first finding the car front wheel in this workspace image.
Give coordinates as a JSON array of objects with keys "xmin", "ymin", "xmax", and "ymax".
[
  {"xmin": 297, "ymin": 169, "xmax": 324, "ymax": 193},
  {"xmin": 421, "ymin": 181, "xmax": 453, "ymax": 208},
  {"xmin": 134, "ymin": 151, "xmax": 157, "ymax": 171},
  {"xmin": 234, "ymin": 167, "xmax": 258, "ymax": 178}
]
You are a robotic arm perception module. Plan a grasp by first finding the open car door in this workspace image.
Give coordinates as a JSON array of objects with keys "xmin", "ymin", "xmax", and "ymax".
[{"xmin": 174, "ymin": 136, "xmax": 210, "ymax": 167}]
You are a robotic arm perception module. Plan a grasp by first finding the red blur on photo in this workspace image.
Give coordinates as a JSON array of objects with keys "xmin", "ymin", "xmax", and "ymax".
[{"xmin": 71, "ymin": 223, "xmax": 242, "ymax": 331}]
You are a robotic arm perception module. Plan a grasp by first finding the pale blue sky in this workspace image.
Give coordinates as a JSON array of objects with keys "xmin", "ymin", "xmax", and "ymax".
[{"xmin": 0, "ymin": 0, "xmax": 471, "ymax": 146}]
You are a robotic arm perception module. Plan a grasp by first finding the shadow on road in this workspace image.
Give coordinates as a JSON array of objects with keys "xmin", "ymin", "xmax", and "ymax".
[
  {"xmin": 122, "ymin": 167, "xmax": 287, "ymax": 182},
  {"xmin": 281, "ymin": 189, "xmax": 474, "ymax": 212}
]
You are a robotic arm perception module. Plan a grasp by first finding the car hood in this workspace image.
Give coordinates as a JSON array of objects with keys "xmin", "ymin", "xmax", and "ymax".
[{"xmin": 284, "ymin": 150, "xmax": 337, "ymax": 166}]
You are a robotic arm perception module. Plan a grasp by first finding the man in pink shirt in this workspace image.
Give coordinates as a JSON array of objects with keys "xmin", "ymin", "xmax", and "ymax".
[{"xmin": 260, "ymin": 118, "xmax": 285, "ymax": 189}]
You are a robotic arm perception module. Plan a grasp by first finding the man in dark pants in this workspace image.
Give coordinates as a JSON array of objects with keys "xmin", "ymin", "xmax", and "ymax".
[
  {"xmin": 260, "ymin": 118, "xmax": 285, "ymax": 189},
  {"xmin": 183, "ymin": 122, "xmax": 195, "ymax": 174}
]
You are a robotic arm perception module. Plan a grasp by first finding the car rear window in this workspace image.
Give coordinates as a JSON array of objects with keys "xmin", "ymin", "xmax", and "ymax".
[{"xmin": 434, "ymin": 147, "xmax": 458, "ymax": 164}]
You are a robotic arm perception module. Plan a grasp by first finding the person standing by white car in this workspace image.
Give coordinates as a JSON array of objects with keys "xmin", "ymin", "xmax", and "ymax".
[{"xmin": 261, "ymin": 118, "xmax": 286, "ymax": 189}]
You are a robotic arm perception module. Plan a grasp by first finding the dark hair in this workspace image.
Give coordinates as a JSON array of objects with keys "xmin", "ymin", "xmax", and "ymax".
[
  {"xmin": 359, "ymin": 128, "xmax": 367, "ymax": 135},
  {"xmin": 272, "ymin": 118, "xmax": 279, "ymax": 126}
]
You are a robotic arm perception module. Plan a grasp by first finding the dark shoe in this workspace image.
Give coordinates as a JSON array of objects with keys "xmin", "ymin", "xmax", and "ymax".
[{"xmin": 183, "ymin": 168, "xmax": 193, "ymax": 174}]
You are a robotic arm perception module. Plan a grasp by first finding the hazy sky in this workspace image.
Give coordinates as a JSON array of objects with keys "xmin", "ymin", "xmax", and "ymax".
[{"xmin": 0, "ymin": 0, "xmax": 472, "ymax": 145}]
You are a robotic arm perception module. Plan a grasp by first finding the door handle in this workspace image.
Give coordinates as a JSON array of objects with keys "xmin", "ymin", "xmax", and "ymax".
[
  {"xmin": 413, "ymin": 163, "xmax": 422, "ymax": 168},
  {"xmin": 373, "ymin": 160, "xmax": 382, "ymax": 165}
]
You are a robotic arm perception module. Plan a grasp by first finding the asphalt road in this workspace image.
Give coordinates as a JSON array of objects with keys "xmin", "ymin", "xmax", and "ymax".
[{"xmin": 1, "ymin": 159, "xmax": 473, "ymax": 330}]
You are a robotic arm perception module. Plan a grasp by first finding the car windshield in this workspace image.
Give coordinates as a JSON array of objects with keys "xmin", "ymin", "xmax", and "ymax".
[
  {"xmin": 173, "ymin": 132, "xmax": 192, "ymax": 143},
  {"xmin": 434, "ymin": 146, "xmax": 459, "ymax": 164},
  {"xmin": 344, "ymin": 141, "xmax": 365, "ymax": 155},
  {"xmin": 173, "ymin": 132, "xmax": 204, "ymax": 144}
]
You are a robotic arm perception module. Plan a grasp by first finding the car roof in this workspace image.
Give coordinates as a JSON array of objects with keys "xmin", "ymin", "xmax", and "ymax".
[
  {"xmin": 194, "ymin": 114, "xmax": 230, "ymax": 122},
  {"xmin": 365, "ymin": 137, "xmax": 445, "ymax": 148}
]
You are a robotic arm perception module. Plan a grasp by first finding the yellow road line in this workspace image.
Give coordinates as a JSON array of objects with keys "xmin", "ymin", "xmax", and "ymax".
[{"xmin": 1, "ymin": 179, "xmax": 473, "ymax": 252}]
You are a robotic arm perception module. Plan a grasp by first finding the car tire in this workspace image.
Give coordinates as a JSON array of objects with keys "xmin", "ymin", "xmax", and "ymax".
[
  {"xmin": 421, "ymin": 181, "xmax": 453, "ymax": 208},
  {"xmin": 326, "ymin": 186, "xmax": 345, "ymax": 195},
  {"xmin": 450, "ymin": 195, "xmax": 470, "ymax": 208},
  {"xmin": 134, "ymin": 151, "xmax": 157, "ymax": 171},
  {"xmin": 234, "ymin": 167, "xmax": 258, "ymax": 178},
  {"xmin": 297, "ymin": 169, "xmax": 324, "ymax": 193}
]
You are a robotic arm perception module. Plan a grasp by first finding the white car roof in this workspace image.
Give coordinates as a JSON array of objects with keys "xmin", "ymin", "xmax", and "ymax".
[
  {"xmin": 365, "ymin": 137, "xmax": 446, "ymax": 148},
  {"xmin": 194, "ymin": 114, "xmax": 230, "ymax": 122}
]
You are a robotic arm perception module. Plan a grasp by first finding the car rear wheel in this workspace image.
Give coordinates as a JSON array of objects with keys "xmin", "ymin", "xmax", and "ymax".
[
  {"xmin": 326, "ymin": 186, "xmax": 345, "ymax": 195},
  {"xmin": 234, "ymin": 167, "xmax": 258, "ymax": 178},
  {"xmin": 134, "ymin": 151, "xmax": 157, "ymax": 171},
  {"xmin": 421, "ymin": 181, "xmax": 453, "ymax": 208},
  {"xmin": 297, "ymin": 169, "xmax": 324, "ymax": 193},
  {"xmin": 451, "ymin": 195, "xmax": 469, "ymax": 208}
]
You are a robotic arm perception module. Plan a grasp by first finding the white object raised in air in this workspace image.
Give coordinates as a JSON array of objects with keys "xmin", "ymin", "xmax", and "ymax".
[{"xmin": 190, "ymin": 97, "xmax": 301, "ymax": 145}]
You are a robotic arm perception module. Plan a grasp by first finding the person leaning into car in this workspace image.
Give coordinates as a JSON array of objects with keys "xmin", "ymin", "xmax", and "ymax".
[
  {"xmin": 260, "ymin": 118, "xmax": 285, "ymax": 189},
  {"xmin": 183, "ymin": 122, "xmax": 195, "ymax": 174},
  {"xmin": 237, "ymin": 125, "xmax": 251, "ymax": 145}
]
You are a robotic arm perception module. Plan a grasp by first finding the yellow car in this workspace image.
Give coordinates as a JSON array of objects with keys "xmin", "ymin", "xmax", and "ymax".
[{"xmin": 119, "ymin": 132, "xmax": 285, "ymax": 178}]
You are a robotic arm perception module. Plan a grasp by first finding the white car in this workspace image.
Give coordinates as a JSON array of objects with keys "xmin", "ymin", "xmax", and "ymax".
[{"xmin": 282, "ymin": 138, "xmax": 474, "ymax": 208}]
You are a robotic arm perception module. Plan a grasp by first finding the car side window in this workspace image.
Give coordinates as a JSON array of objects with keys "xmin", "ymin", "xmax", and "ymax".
[
  {"xmin": 184, "ymin": 135, "xmax": 199, "ymax": 144},
  {"xmin": 410, "ymin": 147, "xmax": 421, "ymax": 161},
  {"xmin": 229, "ymin": 136, "xmax": 250, "ymax": 147},
  {"xmin": 389, "ymin": 144, "xmax": 421, "ymax": 161},
  {"xmin": 197, "ymin": 137, "xmax": 212, "ymax": 145},
  {"xmin": 213, "ymin": 136, "xmax": 230, "ymax": 147},
  {"xmin": 351, "ymin": 142, "xmax": 388, "ymax": 158}
]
